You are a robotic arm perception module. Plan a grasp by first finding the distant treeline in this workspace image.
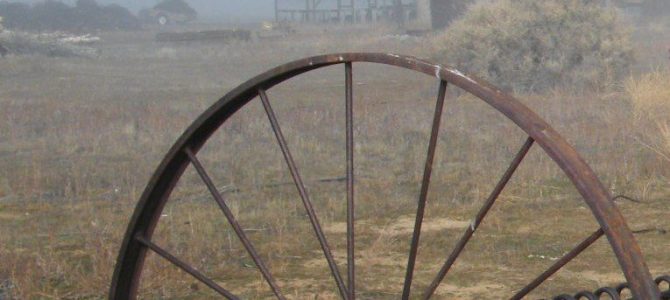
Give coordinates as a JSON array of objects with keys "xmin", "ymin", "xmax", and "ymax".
[{"xmin": 0, "ymin": 0, "xmax": 140, "ymax": 32}]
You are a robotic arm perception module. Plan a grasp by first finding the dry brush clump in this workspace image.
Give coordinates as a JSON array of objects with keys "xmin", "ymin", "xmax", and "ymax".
[
  {"xmin": 626, "ymin": 70, "xmax": 670, "ymax": 171},
  {"xmin": 431, "ymin": 0, "xmax": 634, "ymax": 92}
]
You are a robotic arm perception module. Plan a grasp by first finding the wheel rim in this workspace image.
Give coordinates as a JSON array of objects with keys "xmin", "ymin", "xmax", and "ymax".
[
  {"xmin": 110, "ymin": 53, "xmax": 660, "ymax": 299},
  {"xmin": 158, "ymin": 16, "xmax": 168, "ymax": 26}
]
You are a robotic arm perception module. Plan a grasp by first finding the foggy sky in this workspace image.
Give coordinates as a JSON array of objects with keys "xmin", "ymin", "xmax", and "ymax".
[
  {"xmin": 9, "ymin": 0, "xmax": 280, "ymax": 22},
  {"xmin": 6, "ymin": 0, "xmax": 380, "ymax": 22},
  {"xmin": 6, "ymin": 0, "xmax": 378, "ymax": 23},
  {"xmin": 6, "ymin": 0, "xmax": 385, "ymax": 23}
]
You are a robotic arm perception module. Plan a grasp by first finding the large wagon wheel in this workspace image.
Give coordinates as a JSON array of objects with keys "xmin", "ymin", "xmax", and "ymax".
[{"xmin": 110, "ymin": 53, "xmax": 661, "ymax": 299}]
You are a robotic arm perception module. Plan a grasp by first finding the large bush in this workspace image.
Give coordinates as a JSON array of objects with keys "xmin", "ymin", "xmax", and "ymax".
[{"xmin": 432, "ymin": 0, "xmax": 634, "ymax": 92}]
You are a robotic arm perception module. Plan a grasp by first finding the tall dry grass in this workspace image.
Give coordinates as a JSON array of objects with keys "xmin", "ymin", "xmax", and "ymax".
[{"xmin": 626, "ymin": 70, "xmax": 670, "ymax": 172}]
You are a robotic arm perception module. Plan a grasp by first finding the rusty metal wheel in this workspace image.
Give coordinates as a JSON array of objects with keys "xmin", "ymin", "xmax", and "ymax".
[{"xmin": 110, "ymin": 53, "xmax": 661, "ymax": 299}]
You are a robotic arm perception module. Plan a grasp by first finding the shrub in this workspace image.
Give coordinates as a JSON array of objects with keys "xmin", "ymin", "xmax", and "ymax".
[
  {"xmin": 431, "ymin": 0, "xmax": 634, "ymax": 92},
  {"xmin": 625, "ymin": 70, "xmax": 670, "ymax": 165},
  {"xmin": 430, "ymin": 0, "xmax": 475, "ymax": 29},
  {"xmin": 154, "ymin": 0, "xmax": 197, "ymax": 17}
]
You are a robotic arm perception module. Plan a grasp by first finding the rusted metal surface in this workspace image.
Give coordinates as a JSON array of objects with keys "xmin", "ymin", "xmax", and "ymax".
[
  {"xmin": 550, "ymin": 274, "xmax": 670, "ymax": 300},
  {"xmin": 110, "ymin": 53, "xmax": 660, "ymax": 299}
]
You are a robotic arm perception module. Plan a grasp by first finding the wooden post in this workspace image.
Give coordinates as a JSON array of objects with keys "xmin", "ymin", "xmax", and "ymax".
[
  {"xmin": 393, "ymin": 0, "xmax": 404, "ymax": 26},
  {"xmin": 274, "ymin": 0, "xmax": 279, "ymax": 22}
]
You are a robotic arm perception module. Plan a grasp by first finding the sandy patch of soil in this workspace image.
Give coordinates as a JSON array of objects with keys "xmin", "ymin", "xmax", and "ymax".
[
  {"xmin": 434, "ymin": 282, "xmax": 507, "ymax": 299},
  {"xmin": 560, "ymin": 269, "xmax": 625, "ymax": 286},
  {"xmin": 380, "ymin": 215, "xmax": 470, "ymax": 235},
  {"xmin": 324, "ymin": 216, "xmax": 470, "ymax": 236}
]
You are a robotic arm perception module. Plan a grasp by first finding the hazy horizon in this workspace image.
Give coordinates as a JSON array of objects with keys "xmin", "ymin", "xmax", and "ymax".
[
  {"xmin": 2, "ymin": 0, "xmax": 404, "ymax": 23},
  {"xmin": 4, "ymin": 0, "xmax": 278, "ymax": 22}
]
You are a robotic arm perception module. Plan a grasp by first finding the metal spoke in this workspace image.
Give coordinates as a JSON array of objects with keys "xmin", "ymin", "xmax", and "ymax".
[
  {"xmin": 510, "ymin": 228, "xmax": 605, "ymax": 300},
  {"xmin": 402, "ymin": 80, "xmax": 448, "ymax": 300},
  {"xmin": 134, "ymin": 234, "xmax": 240, "ymax": 300},
  {"xmin": 345, "ymin": 62, "xmax": 355, "ymax": 299},
  {"xmin": 258, "ymin": 88, "xmax": 350, "ymax": 300},
  {"xmin": 184, "ymin": 147, "xmax": 286, "ymax": 300},
  {"xmin": 423, "ymin": 137, "xmax": 535, "ymax": 299}
]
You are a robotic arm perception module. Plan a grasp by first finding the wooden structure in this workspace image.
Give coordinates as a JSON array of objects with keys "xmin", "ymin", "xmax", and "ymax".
[{"xmin": 274, "ymin": 0, "xmax": 417, "ymax": 24}]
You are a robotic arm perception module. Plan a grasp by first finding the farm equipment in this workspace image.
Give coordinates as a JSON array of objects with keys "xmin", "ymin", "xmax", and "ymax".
[
  {"xmin": 110, "ymin": 53, "xmax": 667, "ymax": 299},
  {"xmin": 552, "ymin": 275, "xmax": 670, "ymax": 299}
]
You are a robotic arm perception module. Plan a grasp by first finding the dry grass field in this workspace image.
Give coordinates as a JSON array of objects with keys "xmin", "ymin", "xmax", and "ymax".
[{"xmin": 1, "ymin": 20, "xmax": 669, "ymax": 299}]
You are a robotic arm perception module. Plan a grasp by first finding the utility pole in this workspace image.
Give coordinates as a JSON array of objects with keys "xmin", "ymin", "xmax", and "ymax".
[
  {"xmin": 351, "ymin": 0, "xmax": 355, "ymax": 22},
  {"xmin": 312, "ymin": 0, "xmax": 317, "ymax": 22}
]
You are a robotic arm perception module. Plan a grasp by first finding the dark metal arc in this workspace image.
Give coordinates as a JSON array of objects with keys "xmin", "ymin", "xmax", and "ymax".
[{"xmin": 110, "ymin": 53, "xmax": 659, "ymax": 299}]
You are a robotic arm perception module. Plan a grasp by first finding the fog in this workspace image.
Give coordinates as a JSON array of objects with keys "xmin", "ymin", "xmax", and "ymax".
[
  {"xmin": 4, "ymin": 0, "xmax": 382, "ymax": 22},
  {"xmin": 10, "ymin": 0, "xmax": 278, "ymax": 21}
]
